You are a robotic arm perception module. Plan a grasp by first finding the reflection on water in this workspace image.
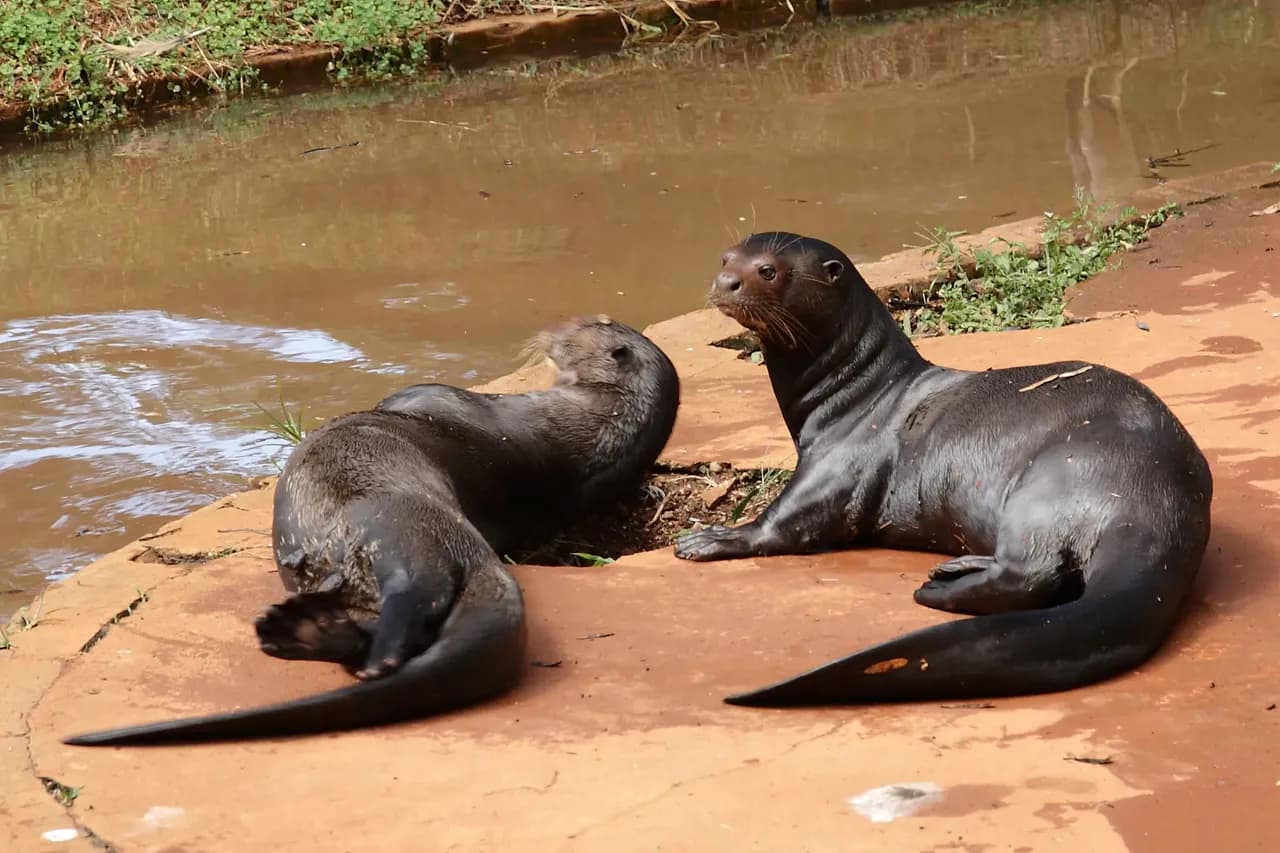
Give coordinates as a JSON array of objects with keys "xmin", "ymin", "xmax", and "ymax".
[{"xmin": 1, "ymin": 0, "xmax": 1278, "ymax": 604}]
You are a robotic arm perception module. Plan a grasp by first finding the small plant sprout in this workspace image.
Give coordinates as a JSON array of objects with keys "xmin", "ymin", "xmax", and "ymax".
[
  {"xmin": 570, "ymin": 552, "xmax": 616, "ymax": 567},
  {"xmin": 255, "ymin": 384, "xmax": 309, "ymax": 446}
]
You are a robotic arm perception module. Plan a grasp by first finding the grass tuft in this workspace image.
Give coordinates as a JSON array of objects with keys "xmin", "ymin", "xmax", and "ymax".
[
  {"xmin": 254, "ymin": 386, "xmax": 310, "ymax": 446},
  {"xmin": 40, "ymin": 777, "xmax": 83, "ymax": 807},
  {"xmin": 570, "ymin": 551, "xmax": 616, "ymax": 567},
  {"xmin": 728, "ymin": 468, "xmax": 791, "ymax": 524},
  {"xmin": 901, "ymin": 189, "xmax": 1181, "ymax": 337}
]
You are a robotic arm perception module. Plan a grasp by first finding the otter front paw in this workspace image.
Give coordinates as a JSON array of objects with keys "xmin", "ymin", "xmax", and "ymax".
[{"xmin": 674, "ymin": 525, "xmax": 756, "ymax": 561}]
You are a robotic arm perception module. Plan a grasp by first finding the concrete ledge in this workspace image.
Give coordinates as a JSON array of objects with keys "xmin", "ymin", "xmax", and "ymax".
[{"xmin": 861, "ymin": 161, "xmax": 1280, "ymax": 301}]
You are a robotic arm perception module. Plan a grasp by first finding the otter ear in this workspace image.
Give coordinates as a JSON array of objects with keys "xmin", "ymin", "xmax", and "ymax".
[
  {"xmin": 822, "ymin": 259, "xmax": 844, "ymax": 282},
  {"xmin": 609, "ymin": 345, "xmax": 632, "ymax": 365}
]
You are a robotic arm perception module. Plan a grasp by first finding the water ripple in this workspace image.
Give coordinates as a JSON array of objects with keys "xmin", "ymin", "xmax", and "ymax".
[{"xmin": 0, "ymin": 309, "xmax": 400, "ymax": 581}]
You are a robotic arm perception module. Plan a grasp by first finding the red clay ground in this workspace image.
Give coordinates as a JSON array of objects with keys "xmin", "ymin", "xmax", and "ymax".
[{"xmin": 4, "ymin": 171, "xmax": 1278, "ymax": 851}]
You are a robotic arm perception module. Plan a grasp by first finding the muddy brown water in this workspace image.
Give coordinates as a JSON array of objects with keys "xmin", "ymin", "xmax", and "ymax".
[{"xmin": 1, "ymin": 0, "xmax": 1278, "ymax": 609}]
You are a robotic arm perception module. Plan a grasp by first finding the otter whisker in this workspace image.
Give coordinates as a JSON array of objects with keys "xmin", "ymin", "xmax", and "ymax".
[
  {"xmin": 761, "ymin": 302, "xmax": 816, "ymax": 352},
  {"xmin": 737, "ymin": 303, "xmax": 770, "ymax": 336},
  {"xmin": 754, "ymin": 302, "xmax": 798, "ymax": 350},
  {"xmin": 770, "ymin": 305, "xmax": 811, "ymax": 351},
  {"xmin": 792, "ymin": 272, "xmax": 830, "ymax": 288},
  {"xmin": 758, "ymin": 304, "xmax": 795, "ymax": 349},
  {"xmin": 774, "ymin": 234, "xmax": 805, "ymax": 257}
]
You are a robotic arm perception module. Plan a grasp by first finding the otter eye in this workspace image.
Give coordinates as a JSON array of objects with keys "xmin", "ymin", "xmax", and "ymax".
[
  {"xmin": 822, "ymin": 260, "xmax": 844, "ymax": 282},
  {"xmin": 609, "ymin": 345, "xmax": 631, "ymax": 364},
  {"xmin": 759, "ymin": 265, "xmax": 777, "ymax": 281},
  {"xmin": 721, "ymin": 254, "xmax": 729, "ymax": 266}
]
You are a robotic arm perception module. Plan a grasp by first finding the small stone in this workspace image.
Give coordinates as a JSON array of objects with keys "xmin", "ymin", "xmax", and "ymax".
[{"xmin": 701, "ymin": 480, "xmax": 733, "ymax": 509}]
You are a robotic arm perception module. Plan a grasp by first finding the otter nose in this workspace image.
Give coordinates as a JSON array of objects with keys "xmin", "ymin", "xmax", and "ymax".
[{"xmin": 713, "ymin": 271, "xmax": 743, "ymax": 295}]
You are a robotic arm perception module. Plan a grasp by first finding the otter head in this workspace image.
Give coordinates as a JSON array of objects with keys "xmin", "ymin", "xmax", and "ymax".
[
  {"xmin": 530, "ymin": 314, "xmax": 676, "ymax": 397},
  {"xmin": 708, "ymin": 232, "xmax": 852, "ymax": 351},
  {"xmin": 528, "ymin": 314, "xmax": 680, "ymax": 491}
]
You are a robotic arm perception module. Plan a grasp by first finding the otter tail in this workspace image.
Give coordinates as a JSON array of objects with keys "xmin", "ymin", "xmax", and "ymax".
[
  {"xmin": 64, "ymin": 570, "xmax": 526, "ymax": 746},
  {"xmin": 724, "ymin": 542, "xmax": 1199, "ymax": 707}
]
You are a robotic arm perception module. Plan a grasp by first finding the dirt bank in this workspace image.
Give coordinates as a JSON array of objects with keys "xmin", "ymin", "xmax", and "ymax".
[{"xmin": 1, "ymin": 0, "xmax": 947, "ymax": 137}]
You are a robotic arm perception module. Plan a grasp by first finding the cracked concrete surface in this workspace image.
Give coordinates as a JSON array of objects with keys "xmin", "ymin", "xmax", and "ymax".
[{"xmin": 5, "ymin": 171, "xmax": 1280, "ymax": 851}]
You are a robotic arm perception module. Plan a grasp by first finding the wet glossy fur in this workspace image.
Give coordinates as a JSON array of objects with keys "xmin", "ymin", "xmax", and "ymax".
[
  {"xmin": 66, "ymin": 317, "xmax": 680, "ymax": 745},
  {"xmin": 677, "ymin": 232, "xmax": 1212, "ymax": 705}
]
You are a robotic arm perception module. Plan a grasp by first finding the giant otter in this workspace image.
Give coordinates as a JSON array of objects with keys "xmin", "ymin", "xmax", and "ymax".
[
  {"xmin": 677, "ymin": 232, "xmax": 1212, "ymax": 706},
  {"xmin": 67, "ymin": 315, "xmax": 680, "ymax": 745}
]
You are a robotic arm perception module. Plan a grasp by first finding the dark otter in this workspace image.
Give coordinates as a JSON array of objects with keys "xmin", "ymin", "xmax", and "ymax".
[
  {"xmin": 67, "ymin": 315, "xmax": 680, "ymax": 745},
  {"xmin": 676, "ymin": 232, "xmax": 1212, "ymax": 706}
]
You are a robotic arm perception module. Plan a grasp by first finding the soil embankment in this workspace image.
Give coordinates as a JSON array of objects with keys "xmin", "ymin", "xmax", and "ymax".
[{"xmin": 0, "ymin": 0, "xmax": 855, "ymax": 135}]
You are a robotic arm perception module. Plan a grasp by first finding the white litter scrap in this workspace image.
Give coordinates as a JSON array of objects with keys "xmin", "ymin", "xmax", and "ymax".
[
  {"xmin": 41, "ymin": 828, "xmax": 79, "ymax": 842},
  {"xmin": 140, "ymin": 805, "xmax": 186, "ymax": 830},
  {"xmin": 848, "ymin": 782, "xmax": 944, "ymax": 823}
]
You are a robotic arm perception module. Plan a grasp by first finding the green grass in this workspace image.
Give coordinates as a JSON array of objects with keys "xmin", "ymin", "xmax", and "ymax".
[
  {"xmin": 0, "ymin": 0, "xmax": 608, "ymax": 131},
  {"xmin": 570, "ymin": 551, "xmax": 616, "ymax": 567},
  {"xmin": 901, "ymin": 190, "xmax": 1181, "ymax": 337},
  {"xmin": 1, "ymin": 593, "xmax": 47, "ymax": 649},
  {"xmin": 728, "ymin": 467, "xmax": 791, "ymax": 524},
  {"xmin": 254, "ymin": 387, "xmax": 310, "ymax": 446},
  {"xmin": 40, "ymin": 777, "xmax": 83, "ymax": 807}
]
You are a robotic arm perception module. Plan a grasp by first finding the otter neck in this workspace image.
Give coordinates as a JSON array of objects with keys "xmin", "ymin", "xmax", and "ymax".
[
  {"xmin": 763, "ymin": 285, "xmax": 929, "ymax": 445},
  {"xmin": 548, "ymin": 377, "xmax": 674, "ymax": 495}
]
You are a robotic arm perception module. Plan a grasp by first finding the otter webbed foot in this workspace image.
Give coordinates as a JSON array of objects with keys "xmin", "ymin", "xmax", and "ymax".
[
  {"xmin": 674, "ymin": 525, "xmax": 761, "ymax": 562},
  {"xmin": 915, "ymin": 555, "xmax": 1015, "ymax": 616},
  {"xmin": 255, "ymin": 591, "xmax": 371, "ymax": 669}
]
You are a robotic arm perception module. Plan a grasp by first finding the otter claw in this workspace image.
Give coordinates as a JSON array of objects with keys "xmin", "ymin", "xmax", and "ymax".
[{"xmin": 355, "ymin": 656, "xmax": 403, "ymax": 680}]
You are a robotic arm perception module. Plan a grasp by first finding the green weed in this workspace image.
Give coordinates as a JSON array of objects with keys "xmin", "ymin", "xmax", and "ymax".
[
  {"xmin": 0, "ymin": 589, "xmax": 48, "ymax": 650},
  {"xmin": 40, "ymin": 777, "xmax": 82, "ymax": 807},
  {"xmin": 1, "ymin": 0, "xmax": 607, "ymax": 132},
  {"xmin": 728, "ymin": 468, "xmax": 792, "ymax": 523},
  {"xmin": 904, "ymin": 190, "xmax": 1180, "ymax": 336},
  {"xmin": 8, "ymin": 593, "xmax": 45, "ymax": 634},
  {"xmin": 254, "ymin": 387, "xmax": 310, "ymax": 446},
  {"xmin": 570, "ymin": 552, "xmax": 616, "ymax": 567}
]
